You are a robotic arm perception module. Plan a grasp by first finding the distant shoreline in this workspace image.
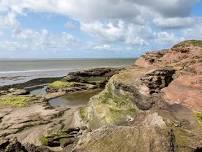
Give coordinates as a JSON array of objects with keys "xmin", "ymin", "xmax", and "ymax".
[
  {"xmin": 0, "ymin": 58, "xmax": 136, "ymax": 61},
  {"xmin": 0, "ymin": 58, "xmax": 135, "ymax": 87}
]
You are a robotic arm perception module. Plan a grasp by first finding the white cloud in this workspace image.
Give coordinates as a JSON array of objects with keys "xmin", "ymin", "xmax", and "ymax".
[
  {"xmin": 182, "ymin": 19, "xmax": 202, "ymax": 40},
  {"xmin": 64, "ymin": 21, "xmax": 78, "ymax": 30},
  {"xmin": 81, "ymin": 21, "xmax": 125, "ymax": 42},
  {"xmin": 0, "ymin": 12, "xmax": 20, "ymax": 29},
  {"xmin": 0, "ymin": 0, "xmax": 198, "ymax": 21},
  {"xmin": 0, "ymin": 0, "xmax": 201, "ymax": 57},
  {"xmin": 93, "ymin": 44, "xmax": 111, "ymax": 50},
  {"xmin": 155, "ymin": 32, "xmax": 179, "ymax": 44},
  {"xmin": 81, "ymin": 20, "xmax": 151, "ymax": 46},
  {"xmin": 0, "ymin": 27, "xmax": 79, "ymax": 51},
  {"xmin": 153, "ymin": 17, "xmax": 194, "ymax": 29}
]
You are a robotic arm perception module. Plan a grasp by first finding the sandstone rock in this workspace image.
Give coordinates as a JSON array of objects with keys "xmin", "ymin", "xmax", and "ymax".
[
  {"xmin": 140, "ymin": 68, "xmax": 175, "ymax": 94},
  {"xmin": 74, "ymin": 40, "xmax": 202, "ymax": 151}
]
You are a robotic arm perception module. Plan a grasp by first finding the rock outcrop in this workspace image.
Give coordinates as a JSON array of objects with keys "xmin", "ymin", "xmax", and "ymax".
[
  {"xmin": 0, "ymin": 138, "xmax": 53, "ymax": 152},
  {"xmin": 47, "ymin": 67, "xmax": 122, "ymax": 93},
  {"xmin": 74, "ymin": 40, "xmax": 202, "ymax": 152}
]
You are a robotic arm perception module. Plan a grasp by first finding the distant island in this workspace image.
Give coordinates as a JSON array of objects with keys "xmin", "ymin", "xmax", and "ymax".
[{"xmin": 0, "ymin": 40, "xmax": 202, "ymax": 152}]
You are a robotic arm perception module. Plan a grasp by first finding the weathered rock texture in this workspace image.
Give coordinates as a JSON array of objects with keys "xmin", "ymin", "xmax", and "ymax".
[{"xmin": 74, "ymin": 40, "xmax": 202, "ymax": 152}]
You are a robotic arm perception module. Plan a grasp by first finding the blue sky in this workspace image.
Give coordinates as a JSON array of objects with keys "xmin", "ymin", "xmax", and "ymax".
[{"xmin": 0, "ymin": 0, "xmax": 202, "ymax": 58}]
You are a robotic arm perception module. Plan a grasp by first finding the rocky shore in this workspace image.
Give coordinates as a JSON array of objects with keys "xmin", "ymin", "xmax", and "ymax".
[
  {"xmin": 0, "ymin": 67, "xmax": 122, "ymax": 151},
  {"xmin": 0, "ymin": 40, "xmax": 202, "ymax": 152}
]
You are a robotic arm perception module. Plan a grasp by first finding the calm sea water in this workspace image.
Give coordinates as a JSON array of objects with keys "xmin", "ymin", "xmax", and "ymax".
[{"xmin": 0, "ymin": 59, "xmax": 135, "ymax": 86}]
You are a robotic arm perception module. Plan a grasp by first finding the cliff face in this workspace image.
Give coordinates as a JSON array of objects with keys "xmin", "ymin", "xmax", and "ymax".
[
  {"xmin": 74, "ymin": 40, "xmax": 202, "ymax": 152},
  {"xmin": 136, "ymin": 40, "xmax": 202, "ymax": 111}
]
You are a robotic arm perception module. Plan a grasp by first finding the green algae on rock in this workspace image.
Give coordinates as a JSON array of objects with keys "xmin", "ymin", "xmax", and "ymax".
[
  {"xmin": 0, "ymin": 95, "xmax": 38, "ymax": 107},
  {"xmin": 48, "ymin": 80, "xmax": 76, "ymax": 89},
  {"xmin": 39, "ymin": 136, "xmax": 49, "ymax": 146},
  {"xmin": 194, "ymin": 112, "xmax": 202, "ymax": 126},
  {"xmin": 39, "ymin": 128, "xmax": 80, "ymax": 147},
  {"xmin": 79, "ymin": 82, "xmax": 138, "ymax": 128}
]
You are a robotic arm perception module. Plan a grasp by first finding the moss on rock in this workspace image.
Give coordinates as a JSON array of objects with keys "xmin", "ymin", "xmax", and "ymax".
[
  {"xmin": 0, "ymin": 95, "xmax": 37, "ymax": 107},
  {"xmin": 48, "ymin": 80, "xmax": 75, "ymax": 89},
  {"xmin": 80, "ymin": 82, "xmax": 138, "ymax": 128},
  {"xmin": 173, "ymin": 128, "xmax": 188, "ymax": 146},
  {"xmin": 193, "ymin": 112, "xmax": 202, "ymax": 126},
  {"xmin": 39, "ymin": 136, "xmax": 49, "ymax": 146},
  {"xmin": 79, "ymin": 107, "xmax": 88, "ymax": 120}
]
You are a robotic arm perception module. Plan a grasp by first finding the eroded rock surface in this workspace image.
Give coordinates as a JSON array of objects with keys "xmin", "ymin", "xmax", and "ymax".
[{"xmin": 74, "ymin": 40, "xmax": 202, "ymax": 152}]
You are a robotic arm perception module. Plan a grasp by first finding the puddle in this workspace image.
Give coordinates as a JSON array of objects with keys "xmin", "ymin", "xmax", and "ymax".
[
  {"xmin": 30, "ymin": 86, "xmax": 47, "ymax": 95},
  {"xmin": 49, "ymin": 89, "xmax": 101, "ymax": 108}
]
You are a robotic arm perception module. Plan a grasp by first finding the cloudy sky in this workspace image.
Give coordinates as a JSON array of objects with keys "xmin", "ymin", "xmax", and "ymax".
[{"xmin": 0, "ymin": 0, "xmax": 202, "ymax": 58}]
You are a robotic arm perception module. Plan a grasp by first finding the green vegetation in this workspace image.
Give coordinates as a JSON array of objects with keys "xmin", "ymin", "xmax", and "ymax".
[
  {"xmin": 85, "ymin": 83, "xmax": 138, "ymax": 126},
  {"xmin": 193, "ymin": 112, "xmax": 202, "ymax": 126},
  {"xmin": 48, "ymin": 80, "xmax": 75, "ymax": 89},
  {"xmin": 0, "ymin": 95, "xmax": 37, "ymax": 107},
  {"xmin": 99, "ymin": 84, "xmax": 134, "ymax": 109},
  {"xmin": 80, "ymin": 107, "xmax": 88, "ymax": 120},
  {"xmin": 174, "ymin": 40, "xmax": 202, "ymax": 48},
  {"xmin": 39, "ymin": 131, "xmax": 69, "ymax": 146},
  {"xmin": 173, "ymin": 128, "xmax": 188, "ymax": 146},
  {"xmin": 39, "ymin": 136, "xmax": 49, "ymax": 146}
]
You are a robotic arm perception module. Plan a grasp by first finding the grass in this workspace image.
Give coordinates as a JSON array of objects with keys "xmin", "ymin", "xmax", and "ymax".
[
  {"xmin": 0, "ymin": 95, "xmax": 37, "ymax": 107},
  {"xmin": 174, "ymin": 40, "xmax": 202, "ymax": 48},
  {"xmin": 48, "ymin": 80, "xmax": 75, "ymax": 89}
]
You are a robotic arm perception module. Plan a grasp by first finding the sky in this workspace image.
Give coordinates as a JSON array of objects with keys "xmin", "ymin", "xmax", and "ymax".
[{"xmin": 0, "ymin": 0, "xmax": 202, "ymax": 58}]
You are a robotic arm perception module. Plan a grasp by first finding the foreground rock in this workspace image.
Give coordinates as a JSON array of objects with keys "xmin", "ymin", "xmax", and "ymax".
[
  {"xmin": 74, "ymin": 40, "xmax": 202, "ymax": 151},
  {"xmin": 0, "ymin": 67, "xmax": 122, "ymax": 151},
  {"xmin": 74, "ymin": 112, "xmax": 202, "ymax": 152}
]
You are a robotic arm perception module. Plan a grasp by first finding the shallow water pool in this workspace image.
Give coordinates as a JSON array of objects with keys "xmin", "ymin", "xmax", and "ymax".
[{"xmin": 48, "ymin": 89, "xmax": 101, "ymax": 108}]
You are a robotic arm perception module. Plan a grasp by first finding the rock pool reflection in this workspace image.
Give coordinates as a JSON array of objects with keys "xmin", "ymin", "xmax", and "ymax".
[{"xmin": 48, "ymin": 89, "xmax": 101, "ymax": 108}]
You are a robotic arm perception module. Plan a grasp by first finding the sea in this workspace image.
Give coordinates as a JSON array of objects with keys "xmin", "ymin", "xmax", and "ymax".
[{"xmin": 0, "ymin": 59, "xmax": 135, "ymax": 86}]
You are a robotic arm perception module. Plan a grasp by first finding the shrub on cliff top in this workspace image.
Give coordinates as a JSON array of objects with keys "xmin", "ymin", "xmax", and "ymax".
[{"xmin": 173, "ymin": 40, "xmax": 202, "ymax": 48}]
